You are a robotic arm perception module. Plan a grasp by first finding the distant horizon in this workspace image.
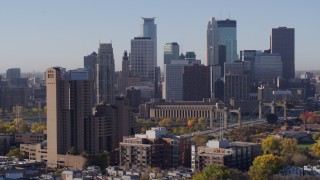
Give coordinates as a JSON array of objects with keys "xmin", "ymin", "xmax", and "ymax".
[{"xmin": 1, "ymin": 1, "xmax": 319, "ymax": 72}]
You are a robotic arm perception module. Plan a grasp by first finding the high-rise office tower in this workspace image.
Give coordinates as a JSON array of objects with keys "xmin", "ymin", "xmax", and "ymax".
[
  {"xmin": 96, "ymin": 43, "xmax": 115, "ymax": 104},
  {"xmin": 84, "ymin": 52, "xmax": 97, "ymax": 83},
  {"xmin": 164, "ymin": 42, "xmax": 179, "ymax": 64},
  {"xmin": 141, "ymin": 17, "xmax": 157, "ymax": 68},
  {"xmin": 6, "ymin": 68, "xmax": 21, "ymax": 80},
  {"xmin": 163, "ymin": 60, "xmax": 201, "ymax": 101},
  {"xmin": 271, "ymin": 27, "xmax": 295, "ymax": 79},
  {"xmin": 217, "ymin": 19, "xmax": 237, "ymax": 63},
  {"xmin": 183, "ymin": 65, "xmax": 210, "ymax": 101},
  {"xmin": 207, "ymin": 17, "xmax": 222, "ymax": 98},
  {"xmin": 130, "ymin": 37, "xmax": 155, "ymax": 81},
  {"xmin": 46, "ymin": 67, "xmax": 92, "ymax": 168},
  {"xmin": 84, "ymin": 52, "xmax": 97, "ymax": 105},
  {"xmin": 117, "ymin": 51, "xmax": 140, "ymax": 95},
  {"xmin": 207, "ymin": 17, "xmax": 219, "ymax": 66},
  {"xmin": 224, "ymin": 61, "xmax": 251, "ymax": 102}
]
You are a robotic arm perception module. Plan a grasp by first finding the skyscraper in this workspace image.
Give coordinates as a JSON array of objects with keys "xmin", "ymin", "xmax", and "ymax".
[
  {"xmin": 84, "ymin": 52, "xmax": 97, "ymax": 82},
  {"xmin": 117, "ymin": 51, "xmax": 140, "ymax": 95},
  {"xmin": 207, "ymin": 17, "xmax": 219, "ymax": 66},
  {"xmin": 163, "ymin": 60, "xmax": 201, "ymax": 101},
  {"xmin": 224, "ymin": 61, "xmax": 251, "ymax": 101},
  {"xmin": 6, "ymin": 68, "xmax": 21, "ymax": 80},
  {"xmin": 164, "ymin": 42, "xmax": 179, "ymax": 64},
  {"xmin": 183, "ymin": 65, "xmax": 210, "ymax": 101},
  {"xmin": 207, "ymin": 17, "xmax": 222, "ymax": 98},
  {"xmin": 141, "ymin": 17, "xmax": 157, "ymax": 67},
  {"xmin": 217, "ymin": 19, "xmax": 238, "ymax": 63},
  {"xmin": 271, "ymin": 27, "xmax": 295, "ymax": 79},
  {"xmin": 46, "ymin": 67, "xmax": 92, "ymax": 167},
  {"xmin": 130, "ymin": 37, "xmax": 155, "ymax": 82},
  {"xmin": 96, "ymin": 43, "xmax": 115, "ymax": 104}
]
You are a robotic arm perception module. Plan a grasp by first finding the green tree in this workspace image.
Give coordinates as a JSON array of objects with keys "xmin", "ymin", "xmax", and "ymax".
[
  {"xmin": 249, "ymin": 154, "xmax": 283, "ymax": 180},
  {"xmin": 311, "ymin": 141, "xmax": 320, "ymax": 158},
  {"xmin": 280, "ymin": 138, "xmax": 298, "ymax": 156},
  {"xmin": 193, "ymin": 134, "xmax": 209, "ymax": 146},
  {"xmin": 192, "ymin": 164, "xmax": 230, "ymax": 180},
  {"xmin": 84, "ymin": 152, "xmax": 110, "ymax": 172},
  {"xmin": 198, "ymin": 117, "xmax": 206, "ymax": 124},
  {"xmin": 261, "ymin": 136, "xmax": 281, "ymax": 155},
  {"xmin": 6, "ymin": 148, "xmax": 23, "ymax": 158},
  {"xmin": 159, "ymin": 118, "xmax": 173, "ymax": 127}
]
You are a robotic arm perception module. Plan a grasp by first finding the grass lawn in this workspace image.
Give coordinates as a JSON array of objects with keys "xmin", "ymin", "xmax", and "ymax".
[{"xmin": 297, "ymin": 142, "xmax": 315, "ymax": 150}]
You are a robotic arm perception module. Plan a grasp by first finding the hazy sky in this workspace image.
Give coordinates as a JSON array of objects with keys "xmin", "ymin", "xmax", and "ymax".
[{"xmin": 0, "ymin": 1, "xmax": 319, "ymax": 73}]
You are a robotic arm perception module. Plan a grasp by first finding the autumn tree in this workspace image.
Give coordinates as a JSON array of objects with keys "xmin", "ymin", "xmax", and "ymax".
[
  {"xmin": 249, "ymin": 154, "xmax": 283, "ymax": 180},
  {"xmin": 192, "ymin": 164, "xmax": 230, "ymax": 180},
  {"xmin": 311, "ymin": 141, "xmax": 320, "ymax": 158},
  {"xmin": 261, "ymin": 136, "xmax": 281, "ymax": 155},
  {"xmin": 159, "ymin": 118, "xmax": 173, "ymax": 127},
  {"xmin": 30, "ymin": 122, "xmax": 46, "ymax": 133},
  {"xmin": 292, "ymin": 153, "xmax": 309, "ymax": 167},
  {"xmin": 280, "ymin": 138, "xmax": 298, "ymax": 156}
]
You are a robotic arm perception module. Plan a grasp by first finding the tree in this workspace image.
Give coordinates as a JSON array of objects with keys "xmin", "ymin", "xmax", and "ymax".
[
  {"xmin": 311, "ymin": 141, "xmax": 320, "ymax": 158},
  {"xmin": 198, "ymin": 117, "xmax": 206, "ymax": 124},
  {"xmin": 6, "ymin": 148, "xmax": 23, "ymax": 159},
  {"xmin": 159, "ymin": 118, "xmax": 173, "ymax": 127},
  {"xmin": 312, "ymin": 133, "xmax": 320, "ymax": 141},
  {"xmin": 261, "ymin": 136, "xmax": 281, "ymax": 155},
  {"xmin": 193, "ymin": 134, "xmax": 210, "ymax": 146},
  {"xmin": 249, "ymin": 154, "xmax": 283, "ymax": 180},
  {"xmin": 280, "ymin": 138, "xmax": 298, "ymax": 156},
  {"xmin": 30, "ymin": 122, "xmax": 46, "ymax": 133},
  {"xmin": 292, "ymin": 153, "xmax": 309, "ymax": 167},
  {"xmin": 192, "ymin": 164, "xmax": 230, "ymax": 180},
  {"xmin": 187, "ymin": 118, "xmax": 197, "ymax": 127}
]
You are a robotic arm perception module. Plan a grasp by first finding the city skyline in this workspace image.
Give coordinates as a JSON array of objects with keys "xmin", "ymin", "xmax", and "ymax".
[{"xmin": 0, "ymin": 1, "xmax": 319, "ymax": 72}]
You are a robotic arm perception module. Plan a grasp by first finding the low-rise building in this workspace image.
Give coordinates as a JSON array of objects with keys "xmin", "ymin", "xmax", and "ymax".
[
  {"xmin": 15, "ymin": 133, "xmax": 46, "ymax": 144},
  {"xmin": 119, "ymin": 127, "xmax": 191, "ymax": 169},
  {"xmin": 191, "ymin": 139, "xmax": 262, "ymax": 172},
  {"xmin": 304, "ymin": 165, "xmax": 320, "ymax": 176}
]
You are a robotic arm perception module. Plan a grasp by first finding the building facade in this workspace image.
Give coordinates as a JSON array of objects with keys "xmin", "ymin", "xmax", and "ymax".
[
  {"xmin": 164, "ymin": 42, "xmax": 179, "ymax": 65},
  {"xmin": 207, "ymin": 17, "xmax": 219, "ymax": 66},
  {"xmin": 117, "ymin": 51, "xmax": 140, "ymax": 95},
  {"xmin": 96, "ymin": 43, "xmax": 115, "ymax": 104},
  {"xmin": 183, "ymin": 65, "xmax": 210, "ymax": 101},
  {"xmin": 217, "ymin": 19, "xmax": 238, "ymax": 63},
  {"xmin": 141, "ymin": 17, "xmax": 157, "ymax": 69},
  {"xmin": 163, "ymin": 60, "xmax": 201, "ymax": 101},
  {"xmin": 224, "ymin": 61, "xmax": 251, "ymax": 102},
  {"xmin": 46, "ymin": 67, "xmax": 92, "ymax": 168},
  {"xmin": 191, "ymin": 139, "xmax": 262, "ymax": 172},
  {"xmin": 130, "ymin": 37, "xmax": 155, "ymax": 82},
  {"xmin": 271, "ymin": 27, "xmax": 295, "ymax": 79},
  {"xmin": 119, "ymin": 127, "xmax": 191, "ymax": 169}
]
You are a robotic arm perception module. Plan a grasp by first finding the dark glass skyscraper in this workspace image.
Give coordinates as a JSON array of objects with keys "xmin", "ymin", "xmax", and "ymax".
[
  {"xmin": 164, "ymin": 42, "xmax": 179, "ymax": 64},
  {"xmin": 217, "ymin": 19, "xmax": 237, "ymax": 63},
  {"xmin": 271, "ymin": 27, "xmax": 295, "ymax": 79}
]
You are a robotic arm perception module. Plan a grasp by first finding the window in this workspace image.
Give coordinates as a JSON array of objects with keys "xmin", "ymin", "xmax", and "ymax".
[{"xmin": 48, "ymin": 74, "xmax": 54, "ymax": 78}]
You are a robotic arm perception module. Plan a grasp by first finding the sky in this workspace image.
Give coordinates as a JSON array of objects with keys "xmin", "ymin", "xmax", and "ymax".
[{"xmin": 0, "ymin": 1, "xmax": 319, "ymax": 73}]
